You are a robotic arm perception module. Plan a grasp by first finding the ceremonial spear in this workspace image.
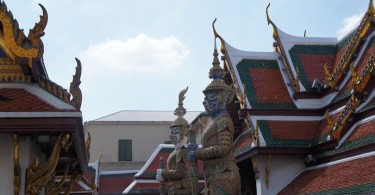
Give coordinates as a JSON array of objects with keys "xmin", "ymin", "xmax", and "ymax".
[{"xmin": 188, "ymin": 126, "xmax": 199, "ymax": 194}]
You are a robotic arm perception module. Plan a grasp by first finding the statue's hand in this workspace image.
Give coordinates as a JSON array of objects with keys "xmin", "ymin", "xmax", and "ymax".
[
  {"xmin": 156, "ymin": 169, "xmax": 164, "ymax": 182},
  {"xmin": 187, "ymin": 143, "xmax": 198, "ymax": 161}
]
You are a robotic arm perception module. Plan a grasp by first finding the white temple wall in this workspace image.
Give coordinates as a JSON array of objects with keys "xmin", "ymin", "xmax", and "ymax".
[
  {"xmin": 254, "ymin": 154, "xmax": 305, "ymax": 195},
  {"xmin": 87, "ymin": 122, "xmax": 172, "ymax": 163},
  {"xmin": 0, "ymin": 133, "xmax": 13, "ymax": 195},
  {"xmin": 0, "ymin": 133, "xmax": 46, "ymax": 195}
]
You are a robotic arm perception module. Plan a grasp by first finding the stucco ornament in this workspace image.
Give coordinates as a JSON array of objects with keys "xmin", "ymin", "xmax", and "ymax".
[
  {"xmin": 188, "ymin": 40, "xmax": 241, "ymax": 194},
  {"xmin": 156, "ymin": 87, "xmax": 192, "ymax": 195}
]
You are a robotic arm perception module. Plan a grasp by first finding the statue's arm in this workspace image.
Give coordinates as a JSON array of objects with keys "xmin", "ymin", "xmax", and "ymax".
[
  {"xmin": 195, "ymin": 129, "xmax": 232, "ymax": 159},
  {"xmin": 161, "ymin": 162, "xmax": 185, "ymax": 179},
  {"xmin": 161, "ymin": 151, "xmax": 186, "ymax": 179}
]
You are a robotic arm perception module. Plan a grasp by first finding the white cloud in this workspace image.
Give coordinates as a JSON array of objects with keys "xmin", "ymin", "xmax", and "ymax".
[
  {"xmin": 337, "ymin": 13, "xmax": 363, "ymax": 40},
  {"xmin": 79, "ymin": 34, "xmax": 189, "ymax": 75}
]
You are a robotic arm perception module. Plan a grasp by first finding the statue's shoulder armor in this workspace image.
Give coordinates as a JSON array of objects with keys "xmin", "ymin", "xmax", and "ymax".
[{"xmin": 216, "ymin": 116, "xmax": 234, "ymax": 133}]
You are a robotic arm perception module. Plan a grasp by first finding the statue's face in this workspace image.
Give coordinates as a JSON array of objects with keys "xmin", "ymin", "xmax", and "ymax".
[
  {"xmin": 169, "ymin": 126, "xmax": 181, "ymax": 144},
  {"xmin": 203, "ymin": 93, "xmax": 219, "ymax": 114}
]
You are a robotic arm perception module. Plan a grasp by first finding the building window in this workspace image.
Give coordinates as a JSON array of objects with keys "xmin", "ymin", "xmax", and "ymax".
[{"xmin": 118, "ymin": 140, "xmax": 132, "ymax": 161}]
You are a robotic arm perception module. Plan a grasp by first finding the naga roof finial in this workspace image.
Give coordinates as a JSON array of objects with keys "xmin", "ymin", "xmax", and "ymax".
[
  {"xmin": 69, "ymin": 58, "xmax": 82, "ymax": 110},
  {"xmin": 212, "ymin": 18, "xmax": 226, "ymax": 54},
  {"xmin": 266, "ymin": 3, "xmax": 279, "ymax": 41},
  {"xmin": 28, "ymin": 3, "xmax": 48, "ymax": 57}
]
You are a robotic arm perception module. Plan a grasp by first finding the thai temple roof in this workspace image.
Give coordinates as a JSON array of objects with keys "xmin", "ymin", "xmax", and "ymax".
[
  {"xmin": 279, "ymin": 152, "xmax": 375, "ymax": 194},
  {"xmin": 0, "ymin": 1, "xmax": 83, "ymax": 117},
  {"xmin": 212, "ymin": 1, "xmax": 375, "ymax": 194},
  {"xmin": 120, "ymin": 2, "xmax": 375, "ymax": 194},
  {"xmin": 0, "ymin": 1, "xmax": 90, "ymax": 194}
]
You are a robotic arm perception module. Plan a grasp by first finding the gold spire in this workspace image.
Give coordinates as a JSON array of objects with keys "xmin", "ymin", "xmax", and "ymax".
[
  {"xmin": 203, "ymin": 41, "xmax": 227, "ymax": 95},
  {"xmin": 212, "ymin": 18, "xmax": 226, "ymax": 54},
  {"xmin": 266, "ymin": 3, "xmax": 279, "ymax": 41}
]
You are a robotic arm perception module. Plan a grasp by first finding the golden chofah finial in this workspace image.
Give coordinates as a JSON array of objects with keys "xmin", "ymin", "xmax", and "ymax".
[
  {"xmin": 212, "ymin": 18, "xmax": 226, "ymax": 54},
  {"xmin": 35, "ymin": 4, "xmax": 48, "ymax": 37},
  {"xmin": 266, "ymin": 3, "xmax": 279, "ymax": 41},
  {"xmin": 27, "ymin": 3, "xmax": 48, "ymax": 58},
  {"xmin": 368, "ymin": 0, "xmax": 375, "ymax": 15}
]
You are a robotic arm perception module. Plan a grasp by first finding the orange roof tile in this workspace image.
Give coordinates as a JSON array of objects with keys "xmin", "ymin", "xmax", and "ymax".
[
  {"xmin": 279, "ymin": 155, "xmax": 375, "ymax": 195},
  {"xmin": 0, "ymin": 88, "xmax": 59, "ymax": 112}
]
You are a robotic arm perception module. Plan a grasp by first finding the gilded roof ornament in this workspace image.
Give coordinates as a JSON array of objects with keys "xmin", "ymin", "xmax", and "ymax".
[
  {"xmin": 0, "ymin": 1, "xmax": 48, "ymax": 68},
  {"xmin": 240, "ymin": 84, "xmax": 253, "ymax": 132},
  {"xmin": 86, "ymin": 131, "xmax": 91, "ymax": 162},
  {"xmin": 294, "ymin": 67, "xmax": 300, "ymax": 91},
  {"xmin": 45, "ymin": 159, "xmax": 78, "ymax": 194},
  {"xmin": 266, "ymin": 3, "xmax": 279, "ymax": 41},
  {"xmin": 350, "ymin": 62, "xmax": 359, "ymax": 90},
  {"xmin": 212, "ymin": 18, "xmax": 226, "ymax": 54},
  {"xmin": 324, "ymin": 0, "xmax": 375, "ymax": 88},
  {"xmin": 266, "ymin": 154, "xmax": 271, "ymax": 189},
  {"xmin": 240, "ymin": 84, "xmax": 247, "ymax": 109},
  {"xmin": 368, "ymin": 0, "xmax": 375, "ymax": 15},
  {"xmin": 325, "ymin": 109, "xmax": 332, "ymax": 129},
  {"xmin": 330, "ymin": 94, "xmax": 361, "ymax": 140},
  {"xmin": 352, "ymin": 50, "xmax": 375, "ymax": 92},
  {"xmin": 39, "ymin": 76, "xmax": 71, "ymax": 102},
  {"xmin": 70, "ymin": 58, "xmax": 82, "ymax": 110},
  {"xmin": 26, "ymin": 133, "xmax": 72, "ymax": 195},
  {"xmin": 252, "ymin": 121, "xmax": 260, "ymax": 147},
  {"xmin": 28, "ymin": 4, "xmax": 48, "ymax": 58}
]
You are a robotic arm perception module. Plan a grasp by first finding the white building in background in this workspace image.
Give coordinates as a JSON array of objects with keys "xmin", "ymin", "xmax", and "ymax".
[{"xmin": 84, "ymin": 110, "xmax": 201, "ymax": 171}]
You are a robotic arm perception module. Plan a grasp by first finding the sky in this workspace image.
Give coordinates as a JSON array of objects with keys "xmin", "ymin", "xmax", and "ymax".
[{"xmin": 6, "ymin": 0, "xmax": 370, "ymax": 121}]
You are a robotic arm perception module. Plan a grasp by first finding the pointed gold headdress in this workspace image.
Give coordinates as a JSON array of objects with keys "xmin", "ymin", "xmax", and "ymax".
[
  {"xmin": 171, "ymin": 87, "xmax": 189, "ymax": 129},
  {"xmin": 203, "ymin": 28, "xmax": 234, "ymax": 106}
]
